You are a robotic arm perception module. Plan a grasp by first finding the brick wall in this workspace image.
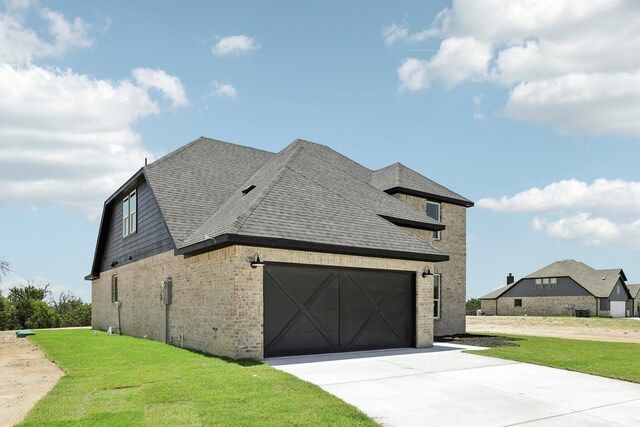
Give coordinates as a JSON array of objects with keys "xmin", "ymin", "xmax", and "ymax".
[
  {"xmin": 392, "ymin": 193, "xmax": 467, "ymax": 336},
  {"xmin": 92, "ymin": 246, "xmax": 434, "ymax": 359},
  {"xmin": 495, "ymin": 296, "xmax": 597, "ymax": 316},
  {"xmin": 480, "ymin": 299, "xmax": 497, "ymax": 315}
]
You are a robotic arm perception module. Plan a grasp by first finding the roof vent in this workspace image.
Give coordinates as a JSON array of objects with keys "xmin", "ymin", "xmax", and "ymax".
[{"xmin": 242, "ymin": 185, "xmax": 256, "ymax": 195}]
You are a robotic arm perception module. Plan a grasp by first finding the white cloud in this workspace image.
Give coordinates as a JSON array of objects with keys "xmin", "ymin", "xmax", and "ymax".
[
  {"xmin": 132, "ymin": 68, "xmax": 188, "ymax": 108},
  {"xmin": 398, "ymin": 37, "xmax": 492, "ymax": 90},
  {"xmin": 383, "ymin": 12, "xmax": 448, "ymax": 46},
  {"xmin": 480, "ymin": 178, "xmax": 640, "ymax": 247},
  {"xmin": 392, "ymin": 0, "xmax": 640, "ymax": 136},
  {"xmin": 0, "ymin": 3, "xmax": 93, "ymax": 63},
  {"xmin": 533, "ymin": 214, "xmax": 640, "ymax": 247},
  {"xmin": 210, "ymin": 81, "xmax": 238, "ymax": 100},
  {"xmin": 211, "ymin": 35, "xmax": 258, "ymax": 57},
  {"xmin": 478, "ymin": 179, "xmax": 640, "ymax": 217}
]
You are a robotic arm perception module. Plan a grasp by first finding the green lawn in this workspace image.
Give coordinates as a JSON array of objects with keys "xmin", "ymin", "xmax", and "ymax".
[
  {"xmin": 467, "ymin": 334, "xmax": 640, "ymax": 383},
  {"xmin": 23, "ymin": 330, "xmax": 376, "ymax": 427}
]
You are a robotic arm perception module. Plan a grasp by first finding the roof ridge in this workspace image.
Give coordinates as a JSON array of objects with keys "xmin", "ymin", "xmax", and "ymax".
[
  {"xmin": 146, "ymin": 136, "xmax": 274, "ymax": 169},
  {"xmin": 289, "ymin": 139, "xmax": 373, "ymax": 183},
  {"xmin": 234, "ymin": 145, "xmax": 305, "ymax": 233},
  {"xmin": 181, "ymin": 144, "xmax": 304, "ymax": 243}
]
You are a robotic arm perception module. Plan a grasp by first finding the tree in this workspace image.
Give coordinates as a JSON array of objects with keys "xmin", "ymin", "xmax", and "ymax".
[
  {"xmin": 51, "ymin": 291, "xmax": 91, "ymax": 327},
  {"xmin": 8, "ymin": 283, "xmax": 51, "ymax": 329},
  {"xmin": 466, "ymin": 298, "xmax": 481, "ymax": 315},
  {"xmin": 0, "ymin": 295, "xmax": 18, "ymax": 330},
  {"xmin": 0, "ymin": 259, "xmax": 9, "ymax": 281}
]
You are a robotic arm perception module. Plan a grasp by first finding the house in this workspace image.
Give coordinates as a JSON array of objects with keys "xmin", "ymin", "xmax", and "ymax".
[
  {"xmin": 628, "ymin": 285, "xmax": 640, "ymax": 317},
  {"xmin": 480, "ymin": 260, "xmax": 634, "ymax": 318},
  {"xmin": 87, "ymin": 137, "xmax": 473, "ymax": 359}
]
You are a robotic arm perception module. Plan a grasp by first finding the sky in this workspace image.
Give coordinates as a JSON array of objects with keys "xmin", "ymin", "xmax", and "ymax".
[{"xmin": 1, "ymin": 0, "xmax": 640, "ymax": 302}]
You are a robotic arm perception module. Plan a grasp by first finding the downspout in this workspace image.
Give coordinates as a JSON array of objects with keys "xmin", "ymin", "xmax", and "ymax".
[{"xmin": 117, "ymin": 301, "xmax": 122, "ymax": 334}]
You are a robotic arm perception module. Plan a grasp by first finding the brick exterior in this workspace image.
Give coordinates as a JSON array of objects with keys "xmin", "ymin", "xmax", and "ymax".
[
  {"xmin": 392, "ymin": 193, "xmax": 468, "ymax": 336},
  {"xmin": 92, "ymin": 246, "xmax": 434, "ymax": 359},
  {"xmin": 488, "ymin": 296, "xmax": 597, "ymax": 316}
]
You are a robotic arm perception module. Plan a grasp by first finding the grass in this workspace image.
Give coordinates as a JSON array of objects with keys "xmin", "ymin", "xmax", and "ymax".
[
  {"xmin": 467, "ymin": 334, "xmax": 640, "ymax": 383},
  {"xmin": 22, "ymin": 330, "xmax": 376, "ymax": 427}
]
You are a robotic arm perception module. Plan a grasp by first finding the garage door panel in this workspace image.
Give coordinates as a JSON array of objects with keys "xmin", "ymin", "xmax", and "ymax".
[{"xmin": 264, "ymin": 264, "xmax": 415, "ymax": 357}]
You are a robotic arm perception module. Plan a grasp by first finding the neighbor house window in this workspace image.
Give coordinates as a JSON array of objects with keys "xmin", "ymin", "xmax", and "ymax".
[
  {"xmin": 433, "ymin": 274, "xmax": 441, "ymax": 318},
  {"xmin": 514, "ymin": 299, "xmax": 522, "ymax": 307},
  {"xmin": 122, "ymin": 189, "xmax": 137, "ymax": 237},
  {"xmin": 535, "ymin": 278, "xmax": 557, "ymax": 289},
  {"xmin": 426, "ymin": 201, "xmax": 441, "ymax": 240},
  {"xmin": 111, "ymin": 275, "xmax": 119, "ymax": 303}
]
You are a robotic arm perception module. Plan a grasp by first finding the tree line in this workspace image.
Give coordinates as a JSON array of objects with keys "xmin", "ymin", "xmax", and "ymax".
[{"xmin": 0, "ymin": 260, "xmax": 91, "ymax": 330}]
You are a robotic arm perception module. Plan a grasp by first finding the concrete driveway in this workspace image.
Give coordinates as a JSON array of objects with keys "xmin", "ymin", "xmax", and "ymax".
[{"xmin": 267, "ymin": 344, "xmax": 640, "ymax": 427}]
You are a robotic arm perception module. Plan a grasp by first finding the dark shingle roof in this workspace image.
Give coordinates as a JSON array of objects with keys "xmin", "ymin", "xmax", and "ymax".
[
  {"xmin": 180, "ymin": 141, "xmax": 445, "ymax": 259},
  {"xmin": 371, "ymin": 162, "xmax": 473, "ymax": 207},
  {"xmin": 143, "ymin": 137, "xmax": 273, "ymax": 244},
  {"xmin": 99, "ymin": 136, "xmax": 478, "ymax": 262},
  {"xmin": 480, "ymin": 283, "xmax": 516, "ymax": 300}
]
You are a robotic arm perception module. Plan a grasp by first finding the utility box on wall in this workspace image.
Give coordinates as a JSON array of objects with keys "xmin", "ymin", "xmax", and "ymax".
[{"xmin": 161, "ymin": 277, "xmax": 172, "ymax": 305}]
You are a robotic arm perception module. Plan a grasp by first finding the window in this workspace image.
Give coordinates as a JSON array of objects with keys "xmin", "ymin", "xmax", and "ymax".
[
  {"xmin": 535, "ymin": 278, "xmax": 557, "ymax": 290},
  {"xmin": 122, "ymin": 189, "xmax": 137, "ymax": 237},
  {"xmin": 514, "ymin": 299, "xmax": 522, "ymax": 307},
  {"xmin": 111, "ymin": 275, "xmax": 118, "ymax": 303},
  {"xmin": 426, "ymin": 201, "xmax": 441, "ymax": 240},
  {"xmin": 433, "ymin": 274, "xmax": 441, "ymax": 319}
]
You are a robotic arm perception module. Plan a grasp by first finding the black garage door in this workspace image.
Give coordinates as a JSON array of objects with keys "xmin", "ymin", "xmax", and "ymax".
[{"xmin": 264, "ymin": 264, "xmax": 415, "ymax": 357}]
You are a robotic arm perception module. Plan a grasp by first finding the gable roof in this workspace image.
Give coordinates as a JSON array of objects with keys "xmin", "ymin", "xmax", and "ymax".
[
  {"xmin": 627, "ymin": 285, "xmax": 640, "ymax": 299},
  {"xmin": 481, "ymin": 259, "xmax": 628, "ymax": 299},
  {"xmin": 371, "ymin": 162, "xmax": 474, "ymax": 207}
]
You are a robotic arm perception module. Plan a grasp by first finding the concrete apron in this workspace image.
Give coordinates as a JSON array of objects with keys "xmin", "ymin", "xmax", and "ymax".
[{"xmin": 267, "ymin": 344, "xmax": 640, "ymax": 427}]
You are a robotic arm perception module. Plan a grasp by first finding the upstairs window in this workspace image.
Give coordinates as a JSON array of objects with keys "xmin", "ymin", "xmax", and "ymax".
[
  {"xmin": 535, "ymin": 278, "xmax": 557, "ymax": 290},
  {"xmin": 433, "ymin": 274, "xmax": 441, "ymax": 319},
  {"xmin": 426, "ymin": 201, "xmax": 441, "ymax": 240},
  {"xmin": 123, "ymin": 189, "xmax": 137, "ymax": 237}
]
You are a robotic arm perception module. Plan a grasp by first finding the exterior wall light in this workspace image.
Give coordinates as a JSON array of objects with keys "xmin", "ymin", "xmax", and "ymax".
[
  {"xmin": 111, "ymin": 260, "xmax": 119, "ymax": 267},
  {"xmin": 250, "ymin": 253, "xmax": 265, "ymax": 268},
  {"xmin": 422, "ymin": 267, "xmax": 432, "ymax": 278}
]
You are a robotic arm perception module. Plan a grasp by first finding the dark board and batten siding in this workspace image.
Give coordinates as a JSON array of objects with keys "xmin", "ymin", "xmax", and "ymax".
[
  {"xmin": 501, "ymin": 278, "xmax": 591, "ymax": 298},
  {"xmin": 99, "ymin": 179, "xmax": 174, "ymax": 272}
]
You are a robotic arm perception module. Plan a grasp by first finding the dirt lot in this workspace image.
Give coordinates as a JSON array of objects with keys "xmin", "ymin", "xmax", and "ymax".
[
  {"xmin": 0, "ymin": 330, "xmax": 63, "ymax": 427},
  {"xmin": 467, "ymin": 315, "xmax": 640, "ymax": 343}
]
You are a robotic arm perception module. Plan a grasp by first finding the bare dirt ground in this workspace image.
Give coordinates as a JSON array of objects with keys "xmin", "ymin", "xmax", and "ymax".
[
  {"xmin": 0, "ymin": 330, "xmax": 63, "ymax": 427},
  {"xmin": 467, "ymin": 315, "xmax": 640, "ymax": 344}
]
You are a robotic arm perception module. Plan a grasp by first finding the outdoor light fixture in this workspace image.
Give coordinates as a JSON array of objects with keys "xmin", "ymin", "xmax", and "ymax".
[
  {"xmin": 250, "ymin": 253, "xmax": 265, "ymax": 268},
  {"xmin": 111, "ymin": 260, "xmax": 119, "ymax": 267},
  {"xmin": 422, "ymin": 267, "xmax": 432, "ymax": 278}
]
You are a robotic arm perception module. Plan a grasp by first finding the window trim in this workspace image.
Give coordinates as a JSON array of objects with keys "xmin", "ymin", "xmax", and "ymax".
[
  {"xmin": 122, "ymin": 189, "xmax": 137, "ymax": 238},
  {"xmin": 111, "ymin": 275, "xmax": 119, "ymax": 303},
  {"xmin": 433, "ymin": 273, "xmax": 441, "ymax": 319},
  {"xmin": 426, "ymin": 201, "xmax": 441, "ymax": 240},
  {"xmin": 535, "ymin": 277, "xmax": 557, "ymax": 290}
]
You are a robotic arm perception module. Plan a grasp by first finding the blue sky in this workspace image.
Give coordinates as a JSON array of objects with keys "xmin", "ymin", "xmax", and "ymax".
[{"xmin": 1, "ymin": 0, "xmax": 640, "ymax": 301}]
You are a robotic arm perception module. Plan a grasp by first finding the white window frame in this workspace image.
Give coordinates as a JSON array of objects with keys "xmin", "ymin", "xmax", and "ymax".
[
  {"xmin": 433, "ymin": 273, "xmax": 441, "ymax": 319},
  {"xmin": 426, "ymin": 201, "xmax": 441, "ymax": 240},
  {"xmin": 122, "ymin": 189, "xmax": 137, "ymax": 238}
]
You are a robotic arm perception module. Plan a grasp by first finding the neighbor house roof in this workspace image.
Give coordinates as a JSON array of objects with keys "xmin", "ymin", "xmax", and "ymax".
[
  {"xmin": 90, "ymin": 137, "xmax": 472, "ymax": 276},
  {"xmin": 627, "ymin": 285, "xmax": 640, "ymax": 299},
  {"xmin": 481, "ymin": 259, "xmax": 628, "ymax": 300},
  {"xmin": 371, "ymin": 162, "xmax": 474, "ymax": 207},
  {"xmin": 479, "ymin": 283, "xmax": 516, "ymax": 300}
]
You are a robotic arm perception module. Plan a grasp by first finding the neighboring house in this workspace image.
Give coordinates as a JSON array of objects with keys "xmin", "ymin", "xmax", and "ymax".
[
  {"xmin": 87, "ymin": 137, "xmax": 473, "ymax": 359},
  {"xmin": 628, "ymin": 285, "xmax": 640, "ymax": 317},
  {"xmin": 480, "ymin": 260, "xmax": 633, "ymax": 318}
]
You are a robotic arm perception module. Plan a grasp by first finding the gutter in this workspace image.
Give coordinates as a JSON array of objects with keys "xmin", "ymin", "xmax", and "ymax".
[{"xmin": 176, "ymin": 233, "xmax": 449, "ymax": 262}]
